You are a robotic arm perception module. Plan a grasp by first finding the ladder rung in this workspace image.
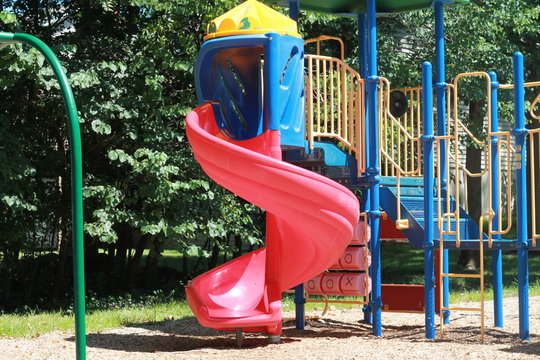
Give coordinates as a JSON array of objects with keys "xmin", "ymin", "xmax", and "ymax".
[
  {"xmin": 441, "ymin": 307, "xmax": 482, "ymax": 312},
  {"xmin": 442, "ymin": 273, "xmax": 482, "ymax": 279}
]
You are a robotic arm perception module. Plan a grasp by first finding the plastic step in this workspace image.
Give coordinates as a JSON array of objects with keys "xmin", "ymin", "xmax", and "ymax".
[
  {"xmin": 380, "ymin": 176, "xmax": 424, "ymax": 187},
  {"xmin": 282, "ymin": 147, "xmax": 325, "ymax": 166}
]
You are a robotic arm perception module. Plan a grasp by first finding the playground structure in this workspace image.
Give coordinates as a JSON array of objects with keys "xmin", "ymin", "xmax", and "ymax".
[{"xmin": 186, "ymin": 0, "xmax": 540, "ymax": 344}]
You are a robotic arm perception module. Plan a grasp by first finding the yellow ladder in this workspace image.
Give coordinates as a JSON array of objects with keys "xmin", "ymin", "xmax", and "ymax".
[{"xmin": 438, "ymin": 225, "xmax": 485, "ymax": 341}]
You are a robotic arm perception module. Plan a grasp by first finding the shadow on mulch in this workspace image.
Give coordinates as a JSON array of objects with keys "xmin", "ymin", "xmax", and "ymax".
[
  {"xmin": 503, "ymin": 340, "xmax": 540, "ymax": 356},
  {"xmin": 64, "ymin": 316, "xmax": 382, "ymax": 353},
  {"xmin": 65, "ymin": 314, "xmax": 532, "ymax": 354},
  {"xmin": 65, "ymin": 316, "xmax": 302, "ymax": 353}
]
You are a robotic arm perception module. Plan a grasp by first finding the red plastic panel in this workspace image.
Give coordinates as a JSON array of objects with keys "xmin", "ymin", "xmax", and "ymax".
[
  {"xmin": 381, "ymin": 284, "xmax": 440, "ymax": 312},
  {"xmin": 350, "ymin": 221, "xmax": 371, "ymax": 245},
  {"xmin": 380, "ymin": 216, "xmax": 406, "ymax": 239},
  {"xmin": 305, "ymin": 273, "xmax": 370, "ymax": 297},
  {"xmin": 329, "ymin": 247, "xmax": 371, "ymax": 270}
]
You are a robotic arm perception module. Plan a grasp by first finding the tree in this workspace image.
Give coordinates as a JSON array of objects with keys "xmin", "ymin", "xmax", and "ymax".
[{"xmin": 0, "ymin": 0, "xmax": 265, "ymax": 310}]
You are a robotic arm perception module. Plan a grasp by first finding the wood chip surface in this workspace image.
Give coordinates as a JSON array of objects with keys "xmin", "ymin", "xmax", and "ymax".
[{"xmin": 2, "ymin": 296, "xmax": 540, "ymax": 359}]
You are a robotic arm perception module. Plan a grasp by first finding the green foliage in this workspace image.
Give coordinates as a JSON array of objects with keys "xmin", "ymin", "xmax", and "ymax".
[{"xmin": 0, "ymin": 0, "xmax": 264, "ymax": 309}]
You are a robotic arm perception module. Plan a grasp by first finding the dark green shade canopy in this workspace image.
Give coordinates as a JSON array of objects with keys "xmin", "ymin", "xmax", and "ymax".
[{"xmin": 265, "ymin": 0, "xmax": 469, "ymax": 15}]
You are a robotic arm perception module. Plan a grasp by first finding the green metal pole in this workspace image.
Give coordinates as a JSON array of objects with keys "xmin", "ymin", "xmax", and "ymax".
[{"xmin": 0, "ymin": 32, "xmax": 86, "ymax": 360}]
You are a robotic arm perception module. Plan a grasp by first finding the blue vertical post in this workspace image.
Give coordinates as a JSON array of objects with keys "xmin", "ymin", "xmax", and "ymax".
[
  {"xmin": 489, "ymin": 71, "xmax": 504, "ymax": 328},
  {"xmin": 358, "ymin": 12, "xmax": 372, "ymax": 324},
  {"xmin": 434, "ymin": 1, "xmax": 450, "ymax": 325},
  {"xmin": 294, "ymin": 284, "xmax": 305, "ymax": 329},
  {"xmin": 422, "ymin": 62, "xmax": 436, "ymax": 339},
  {"xmin": 288, "ymin": 0, "xmax": 305, "ymax": 330},
  {"xmin": 513, "ymin": 52, "xmax": 529, "ymax": 340},
  {"xmin": 288, "ymin": 0, "xmax": 299, "ymax": 21},
  {"xmin": 358, "ymin": 13, "xmax": 368, "ymax": 79},
  {"xmin": 366, "ymin": 0, "xmax": 382, "ymax": 336}
]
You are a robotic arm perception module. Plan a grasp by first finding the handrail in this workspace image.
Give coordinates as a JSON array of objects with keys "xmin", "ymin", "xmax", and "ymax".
[
  {"xmin": 449, "ymin": 72, "xmax": 492, "ymax": 246},
  {"xmin": 531, "ymin": 93, "xmax": 540, "ymax": 120},
  {"xmin": 0, "ymin": 32, "xmax": 85, "ymax": 360},
  {"xmin": 305, "ymin": 54, "xmax": 365, "ymax": 174},
  {"xmin": 500, "ymin": 81, "xmax": 540, "ymax": 120},
  {"xmin": 381, "ymin": 71, "xmax": 514, "ymax": 244},
  {"xmin": 379, "ymin": 78, "xmax": 423, "ymax": 178},
  {"xmin": 304, "ymin": 35, "xmax": 345, "ymax": 60},
  {"xmin": 528, "ymin": 127, "xmax": 540, "ymax": 247}
]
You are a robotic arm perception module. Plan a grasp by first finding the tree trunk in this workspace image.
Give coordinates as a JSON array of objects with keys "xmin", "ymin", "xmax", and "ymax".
[
  {"xmin": 208, "ymin": 242, "xmax": 220, "ymax": 270},
  {"xmin": 53, "ymin": 227, "xmax": 70, "ymax": 298},
  {"xmin": 233, "ymin": 234, "xmax": 243, "ymax": 258},
  {"xmin": 459, "ymin": 101, "xmax": 483, "ymax": 270},
  {"xmin": 144, "ymin": 237, "xmax": 163, "ymax": 286},
  {"xmin": 1, "ymin": 245, "xmax": 20, "ymax": 305},
  {"xmin": 126, "ymin": 230, "xmax": 148, "ymax": 285}
]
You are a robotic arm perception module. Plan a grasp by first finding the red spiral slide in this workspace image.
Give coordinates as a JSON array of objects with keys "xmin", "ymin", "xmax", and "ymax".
[{"xmin": 185, "ymin": 104, "xmax": 359, "ymax": 335}]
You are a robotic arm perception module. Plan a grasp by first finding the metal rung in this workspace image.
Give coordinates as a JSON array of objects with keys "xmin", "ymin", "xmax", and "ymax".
[
  {"xmin": 441, "ymin": 307, "xmax": 481, "ymax": 312},
  {"xmin": 442, "ymin": 273, "xmax": 482, "ymax": 279},
  {"xmin": 306, "ymin": 299, "xmax": 367, "ymax": 305}
]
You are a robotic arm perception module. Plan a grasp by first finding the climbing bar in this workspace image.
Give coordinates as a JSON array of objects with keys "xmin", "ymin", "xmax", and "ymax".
[
  {"xmin": 442, "ymin": 273, "xmax": 482, "ymax": 278},
  {"xmin": 307, "ymin": 299, "xmax": 367, "ymax": 305},
  {"xmin": 441, "ymin": 307, "xmax": 482, "ymax": 312},
  {"xmin": 498, "ymin": 80, "xmax": 540, "ymax": 89}
]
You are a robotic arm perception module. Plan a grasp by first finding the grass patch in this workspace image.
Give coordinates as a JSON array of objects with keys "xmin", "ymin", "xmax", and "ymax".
[
  {"xmin": 0, "ymin": 300, "xmax": 193, "ymax": 338},
  {"xmin": 3, "ymin": 242, "xmax": 540, "ymax": 338}
]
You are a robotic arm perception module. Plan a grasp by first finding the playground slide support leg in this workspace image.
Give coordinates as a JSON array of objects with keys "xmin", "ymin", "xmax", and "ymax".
[
  {"xmin": 294, "ymin": 284, "xmax": 305, "ymax": 329},
  {"xmin": 513, "ymin": 52, "xmax": 529, "ymax": 341},
  {"xmin": 366, "ymin": 0, "xmax": 382, "ymax": 336},
  {"xmin": 422, "ymin": 61, "xmax": 436, "ymax": 339},
  {"xmin": 434, "ymin": 2, "xmax": 450, "ymax": 325},
  {"xmin": 0, "ymin": 32, "xmax": 86, "ymax": 360},
  {"xmin": 357, "ymin": 12, "xmax": 372, "ymax": 324},
  {"xmin": 489, "ymin": 71, "xmax": 504, "ymax": 328}
]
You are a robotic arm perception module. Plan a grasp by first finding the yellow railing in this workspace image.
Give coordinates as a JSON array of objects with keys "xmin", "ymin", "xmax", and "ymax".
[
  {"xmin": 499, "ymin": 81, "xmax": 540, "ymax": 248},
  {"xmin": 378, "ymin": 79, "xmax": 423, "ymax": 228},
  {"xmin": 305, "ymin": 35, "xmax": 345, "ymax": 60},
  {"xmin": 305, "ymin": 54, "xmax": 365, "ymax": 174},
  {"xmin": 445, "ymin": 72, "xmax": 514, "ymax": 247},
  {"xmin": 379, "ymin": 80, "xmax": 423, "ymax": 178}
]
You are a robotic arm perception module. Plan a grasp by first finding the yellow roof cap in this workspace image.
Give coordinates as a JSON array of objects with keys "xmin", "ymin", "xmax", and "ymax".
[{"xmin": 205, "ymin": 0, "xmax": 301, "ymax": 41}]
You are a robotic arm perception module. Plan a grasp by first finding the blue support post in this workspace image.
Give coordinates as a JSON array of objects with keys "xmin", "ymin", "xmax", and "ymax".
[
  {"xmin": 294, "ymin": 284, "xmax": 305, "ymax": 329},
  {"xmin": 513, "ymin": 52, "xmax": 529, "ymax": 340},
  {"xmin": 422, "ymin": 62, "xmax": 436, "ymax": 339},
  {"xmin": 358, "ymin": 12, "xmax": 372, "ymax": 324},
  {"xmin": 358, "ymin": 13, "xmax": 368, "ymax": 79},
  {"xmin": 288, "ymin": 0, "xmax": 303, "ymax": 329},
  {"xmin": 489, "ymin": 71, "xmax": 504, "ymax": 328},
  {"xmin": 366, "ymin": 0, "xmax": 382, "ymax": 336},
  {"xmin": 434, "ymin": 1, "xmax": 450, "ymax": 325},
  {"xmin": 288, "ymin": 0, "xmax": 299, "ymax": 21}
]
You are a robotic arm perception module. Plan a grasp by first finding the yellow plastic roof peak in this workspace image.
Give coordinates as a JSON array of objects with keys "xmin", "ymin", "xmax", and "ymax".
[{"xmin": 205, "ymin": 0, "xmax": 301, "ymax": 41}]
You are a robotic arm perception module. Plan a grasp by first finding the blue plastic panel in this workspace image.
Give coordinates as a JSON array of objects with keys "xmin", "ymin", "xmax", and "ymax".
[
  {"xmin": 196, "ymin": 36, "xmax": 268, "ymax": 140},
  {"xmin": 195, "ymin": 33, "xmax": 305, "ymax": 146},
  {"xmin": 264, "ymin": 33, "xmax": 305, "ymax": 147}
]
